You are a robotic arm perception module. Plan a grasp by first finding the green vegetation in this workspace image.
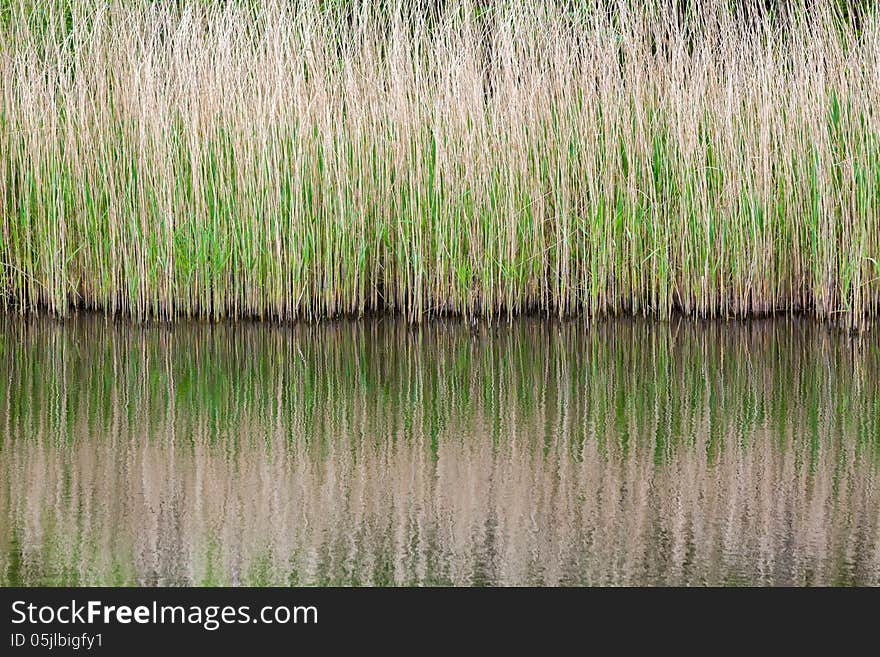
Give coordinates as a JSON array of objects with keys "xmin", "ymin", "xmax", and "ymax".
[{"xmin": 2, "ymin": 1, "xmax": 880, "ymax": 326}]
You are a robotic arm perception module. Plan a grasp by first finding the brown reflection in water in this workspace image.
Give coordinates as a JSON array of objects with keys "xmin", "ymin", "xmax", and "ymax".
[{"xmin": 1, "ymin": 317, "xmax": 878, "ymax": 585}]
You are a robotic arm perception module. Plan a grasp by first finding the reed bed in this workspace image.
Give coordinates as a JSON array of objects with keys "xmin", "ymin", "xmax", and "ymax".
[{"xmin": 2, "ymin": 1, "xmax": 880, "ymax": 325}]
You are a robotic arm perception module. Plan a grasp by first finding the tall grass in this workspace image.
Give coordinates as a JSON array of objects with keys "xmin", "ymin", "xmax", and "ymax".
[{"xmin": 2, "ymin": 0, "xmax": 880, "ymax": 325}]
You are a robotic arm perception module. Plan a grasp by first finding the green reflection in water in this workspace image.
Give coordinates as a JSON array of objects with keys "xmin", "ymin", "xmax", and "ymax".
[{"xmin": 1, "ymin": 316, "xmax": 879, "ymax": 585}]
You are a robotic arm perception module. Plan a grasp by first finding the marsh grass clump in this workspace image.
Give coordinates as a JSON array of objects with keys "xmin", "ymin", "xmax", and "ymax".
[{"xmin": 1, "ymin": 0, "xmax": 880, "ymax": 326}]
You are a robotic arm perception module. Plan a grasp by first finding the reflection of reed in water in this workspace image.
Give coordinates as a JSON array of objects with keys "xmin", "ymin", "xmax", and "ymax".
[{"xmin": 1, "ymin": 318, "xmax": 879, "ymax": 585}]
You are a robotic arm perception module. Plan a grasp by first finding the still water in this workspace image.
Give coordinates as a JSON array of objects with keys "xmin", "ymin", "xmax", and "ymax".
[{"xmin": 1, "ymin": 316, "xmax": 878, "ymax": 586}]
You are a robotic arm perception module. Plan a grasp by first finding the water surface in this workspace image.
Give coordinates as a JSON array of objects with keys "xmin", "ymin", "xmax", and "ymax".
[{"xmin": 1, "ymin": 316, "xmax": 879, "ymax": 585}]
